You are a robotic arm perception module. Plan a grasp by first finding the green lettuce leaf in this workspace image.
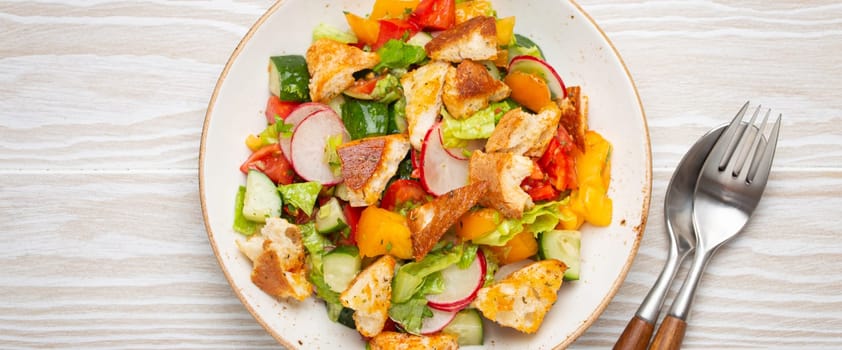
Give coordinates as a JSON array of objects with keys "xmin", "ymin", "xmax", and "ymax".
[
  {"xmin": 440, "ymin": 100, "xmax": 518, "ymax": 148},
  {"xmin": 232, "ymin": 186, "xmax": 263, "ymax": 236},
  {"xmin": 277, "ymin": 182, "xmax": 322, "ymax": 216},
  {"xmin": 472, "ymin": 198, "xmax": 573, "ymax": 246},
  {"xmin": 388, "ymin": 272, "xmax": 443, "ymax": 334},
  {"xmin": 374, "ymin": 39, "xmax": 426, "ymax": 72},
  {"xmin": 391, "ymin": 249, "xmax": 462, "ymax": 303},
  {"xmin": 299, "ymin": 223, "xmax": 344, "ymax": 321}
]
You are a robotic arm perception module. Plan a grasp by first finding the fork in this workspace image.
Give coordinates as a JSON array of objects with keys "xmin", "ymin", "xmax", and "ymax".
[{"xmin": 649, "ymin": 102, "xmax": 782, "ymax": 350}]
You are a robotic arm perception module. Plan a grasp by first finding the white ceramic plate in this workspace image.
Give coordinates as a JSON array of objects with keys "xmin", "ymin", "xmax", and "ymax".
[{"xmin": 200, "ymin": 0, "xmax": 651, "ymax": 348}]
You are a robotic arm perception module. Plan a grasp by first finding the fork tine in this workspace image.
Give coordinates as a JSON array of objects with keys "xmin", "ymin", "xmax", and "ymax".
[
  {"xmin": 747, "ymin": 114, "xmax": 782, "ymax": 184},
  {"xmin": 733, "ymin": 108, "xmax": 770, "ymax": 177},
  {"xmin": 717, "ymin": 101, "xmax": 751, "ymax": 171}
]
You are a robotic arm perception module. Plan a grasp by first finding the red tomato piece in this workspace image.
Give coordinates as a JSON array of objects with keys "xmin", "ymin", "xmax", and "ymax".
[
  {"xmin": 336, "ymin": 203, "xmax": 363, "ymax": 246},
  {"xmin": 346, "ymin": 76, "xmax": 380, "ymax": 96},
  {"xmin": 380, "ymin": 179, "xmax": 429, "ymax": 212},
  {"xmin": 265, "ymin": 95, "xmax": 300, "ymax": 124},
  {"xmin": 410, "ymin": 0, "xmax": 455, "ymax": 31},
  {"xmin": 538, "ymin": 126, "xmax": 578, "ymax": 191},
  {"xmin": 521, "ymin": 177, "xmax": 560, "ymax": 202},
  {"xmin": 239, "ymin": 144, "xmax": 295, "ymax": 185},
  {"xmin": 373, "ymin": 19, "xmax": 420, "ymax": 50}
]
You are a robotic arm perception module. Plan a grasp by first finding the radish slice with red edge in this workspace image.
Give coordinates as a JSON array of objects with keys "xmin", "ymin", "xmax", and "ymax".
[
  {"xmin": 278, "ymin": 102, "xmax": 331, "ymax": 162},
  {"xmin": 419, "ymin": 308, "xmax": 458, "ymax": 335},
  {"xmin": 420, "ymin": 122, "xmax": 470, "ymax": 196},
  {"xmin": 441, "ymin": 128, "xmax": 485, "ymax": 160},
  {"xmin": 427, "ymin": 249, "xmax": 486, "ymax": 312},
  {"xmin": 289, "ymin": 109, "xmax": 349, "ymax": 185},
  {"xmin": 508, "ymin": 55, "xmax": 567, "ymax": 99},
  {"xmin": 494, "ymin": 258, "xmax": 534, "ymax": 281}
]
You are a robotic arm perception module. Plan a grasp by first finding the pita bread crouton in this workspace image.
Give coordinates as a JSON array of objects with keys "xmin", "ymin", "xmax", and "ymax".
[
  {"xmin": 485, "ymin": 104, "xmax": 562, "ymax": 157},
  {"xmin": 407, "ymin": 181, "xmax": 489, "ymax": 261},
  {"xmin": 340, "ymin": 255, "xmax": 396, "ymax": 338},
  {"xmin": 236, "ymin": 217, "xmax": 312, "ymax": 301},
  {"xmin": 337, "ymin": 134, "xmax": 411, "ymax": 207},
  {"xmin": 473, "ymin": 259, "xmax": 567, "ymax": 334},
  {"xmin": 401, "ymin": 60, "xmax": 450, "ymax": 150},
  {"xmin": 306, "ymin": 38, "xmax": 380, "ymax": 102},
  {"xmin": 558, "ymin": 86, "xmax": 588, "ymax": 151},
  {"xmin": 425, "ymin": 16, "xmax": 498, "ymax": 62},
  {"xmin": 468, "ymin": 150, "xmax": 534, "ymax": 219},
  {"xmin": 368, "ymin": 331, "xmax": 458, "ymax": 350},
  {"xmin": 442, "ymin": 60, "xmax": 511, "ymax": 119}
]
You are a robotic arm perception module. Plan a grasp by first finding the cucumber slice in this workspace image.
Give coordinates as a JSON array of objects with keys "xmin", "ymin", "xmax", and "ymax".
[
  {"xmin": 407, "ymin": 32, "xmax": 433, "ymax": 48},
  {"xmin": 539, "ymin": 229, "xmax": 581, "ymax": 280},
  {"xmin": 323, "ymin": 246, "xmax": 361, "ymax": 293},
  {"xmin": 242, "ymin": 170, "xmax": 282, "ymax": 223},
  {"xmin": 315, "ymin": 197, "xmax": 349, "ymax": 234},
  {"xmin": 442, "ymin": 308, "xmax": 483, "ymax": 346},
  {"xmin": 269, "ymin": 55, "xmax": 310, "ymax": 102},
  {"xmin": 341, "ymin": 98, "xmax": 390, "ymax": 140},
  {"xmin": 337, "ymin": 306, "xmax": 356, "ymax": 329}
]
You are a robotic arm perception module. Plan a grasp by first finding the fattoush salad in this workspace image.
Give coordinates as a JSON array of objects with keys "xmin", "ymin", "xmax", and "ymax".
[{"xmin": 232, "ymin": 0, "xmax": 613, "ymax": 348}]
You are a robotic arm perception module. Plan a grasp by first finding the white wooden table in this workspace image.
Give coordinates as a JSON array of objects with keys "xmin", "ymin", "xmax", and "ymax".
[{"xmin": 1, "ymin": 1, "xmax": 840, "ymax": 348}]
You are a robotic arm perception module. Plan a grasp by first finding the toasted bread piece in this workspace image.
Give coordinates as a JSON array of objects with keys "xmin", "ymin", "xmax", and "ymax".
[
  {"xmin": 425, "ymin": 16, "xmax": 497, "ymax": 62},
  {"xmin": 340, "ymin": 255, "xmax": 396, "ymax": 338},
  {"xmin": 401, "ymin": 60, "xmax": 450, "ymax": 150},
  {"xmin": 337, "ymin": 134, "xmax": 411, "ymax": 207},
  {"xmin": 442, "ymin": 60, "xmax": 511, "ymax": 119},
  {"xmin": 558, "ymin": 86, "xmax": 588, "ymax": 151},
  {"xmin": 236, "ymin": 218, "xmax": 312, "ymax": 301},
  {"xmin": 306, "ymin": 38, "xmax": 380, "ymax": 102},
  {"xmin": 473, "ymin": 259, "xmax": 567, "ymax": 334},
  {"xmin": 485, "ymin": 104, "xmax": 562, "ymax": 157},
  {"xmin": 369, "ymin": 331, "xmax": 459, "ymax": 350},
  {"xmin": 468, "ymin": 151, "xmax": 533, "ymax": 219},
  {"xmin": 408, "ymin": 181, "xmax": 489, "ymax": 261}
]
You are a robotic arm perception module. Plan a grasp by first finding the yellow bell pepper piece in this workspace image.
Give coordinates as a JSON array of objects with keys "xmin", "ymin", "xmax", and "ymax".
[
  {"xmin": 455, "ymin": 0, "xmax": 494, "ymax": 24},
  {"xmin": 370, "ymin": 0, "xmax": 419, "ymax": 20},
  {"xmin": 567, "ymin": 130, "xmax": 613, "ymax": 227},
  {"xmin": 456, "ymin": 208, "xmax": 502, "ymax": 241},
  {"xmin": 356, "ymin": 206, "xmax": 413, "ymax": 259},
  {"xmin": 557, "ymin": 205, "xmax": 584, "ymax": 230},
  {"xmin": 489, "ymin": 230, "xmax": 538, "ymax": 265},
  {"xmin": 496, "ymin": 16, "xmax": 515, "ymax": 47},
  {"xmin": 245, "ymin": 134, "xmax": 262, "ymax": 151},
  {"xmin": 345, "ymin": 12, "xmax": 380, "ymax": 47}
]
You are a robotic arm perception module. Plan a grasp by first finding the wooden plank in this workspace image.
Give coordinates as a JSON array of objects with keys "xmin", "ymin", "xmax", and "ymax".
[
  {"xmin": 0, "ymin": 170, "xmax": 839, "ymax": 348},
  {"xmin": 0, "ymin": 1, "xmax": 840, "ymax": 170}
]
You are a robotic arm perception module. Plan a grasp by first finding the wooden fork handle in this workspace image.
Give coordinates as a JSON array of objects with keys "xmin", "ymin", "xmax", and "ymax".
[
  {"xmin": 649, "ymin": 315, "xmax": 687, "ymax": 350},
  {"xmin": 613, "ymin": 316, "xmax": 655, "ymax": 350}
]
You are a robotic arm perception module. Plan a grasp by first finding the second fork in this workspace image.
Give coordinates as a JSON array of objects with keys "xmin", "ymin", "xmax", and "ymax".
[{"xmin": 649, "ymin": 102, "xmax": 782, "ymax": 350}]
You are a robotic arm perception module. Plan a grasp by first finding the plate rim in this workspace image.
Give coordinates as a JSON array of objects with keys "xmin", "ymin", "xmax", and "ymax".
[{"xmin": 198, "ymin": 0, "xmax": 652, "ymax": 348}]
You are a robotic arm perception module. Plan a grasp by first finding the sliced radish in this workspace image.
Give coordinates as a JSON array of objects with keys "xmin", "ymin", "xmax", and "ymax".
[
  {"xmin": 427, "ymin": 250, "xmax": 486, "ymax": 312},
  {"xmin": 508, "ymin": 55, "xmax": 567, "ymax": 99},
  {"xmin": 441, "ymin": 128, "xmax": 485, "ymax": 161},
  {"xmin": 278, "ymin": 103, "xmax": 331, "ymax": 162},
  {"xmin": 494, "ymin": 258, "xmax": 535, "ymax": 281},
  {"xmin": 411, "ymin": 149, "xmax": 421, "ymax": 169},
  {"xmin": 419, "ymin": 308, "xmax": 458, "ymax": 335},
  {"xmin": 420, "ymin": 123, "xmax": 470, "ymax": 196},
  {"xmin": 289, "ymin": 109, "xmax": 349, "ymax": 185}
]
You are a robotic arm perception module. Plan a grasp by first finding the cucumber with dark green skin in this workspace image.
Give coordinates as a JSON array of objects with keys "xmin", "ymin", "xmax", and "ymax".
[
  {"xmin": 341, "ymin": 98, "xmax": 390, "ymax": 140},
  {"xmin": 337, "ymin": 307, "xmax": 356, "ymax": 329},
  {"xmin": 269, "ymin": 55, "xmax": 310, "ymax": 102},
  {"xmin": 539, "ymin": 229, "xmax": 581, "ymax": 280}
]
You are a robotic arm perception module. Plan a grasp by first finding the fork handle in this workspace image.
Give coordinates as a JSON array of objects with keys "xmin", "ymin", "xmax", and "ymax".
[
  {"xmin": 649, "ymin": 315, "xmax": 687, "ymax": 350},
  {"xmin": 614, "ymin": 316, "xmax": 655, "ymax": 350}
]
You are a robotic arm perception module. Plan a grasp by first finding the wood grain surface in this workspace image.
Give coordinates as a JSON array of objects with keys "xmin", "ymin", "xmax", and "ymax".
[{"xmin": 1, "ymin": 0, "xmax": 840, "ymax": 349}]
